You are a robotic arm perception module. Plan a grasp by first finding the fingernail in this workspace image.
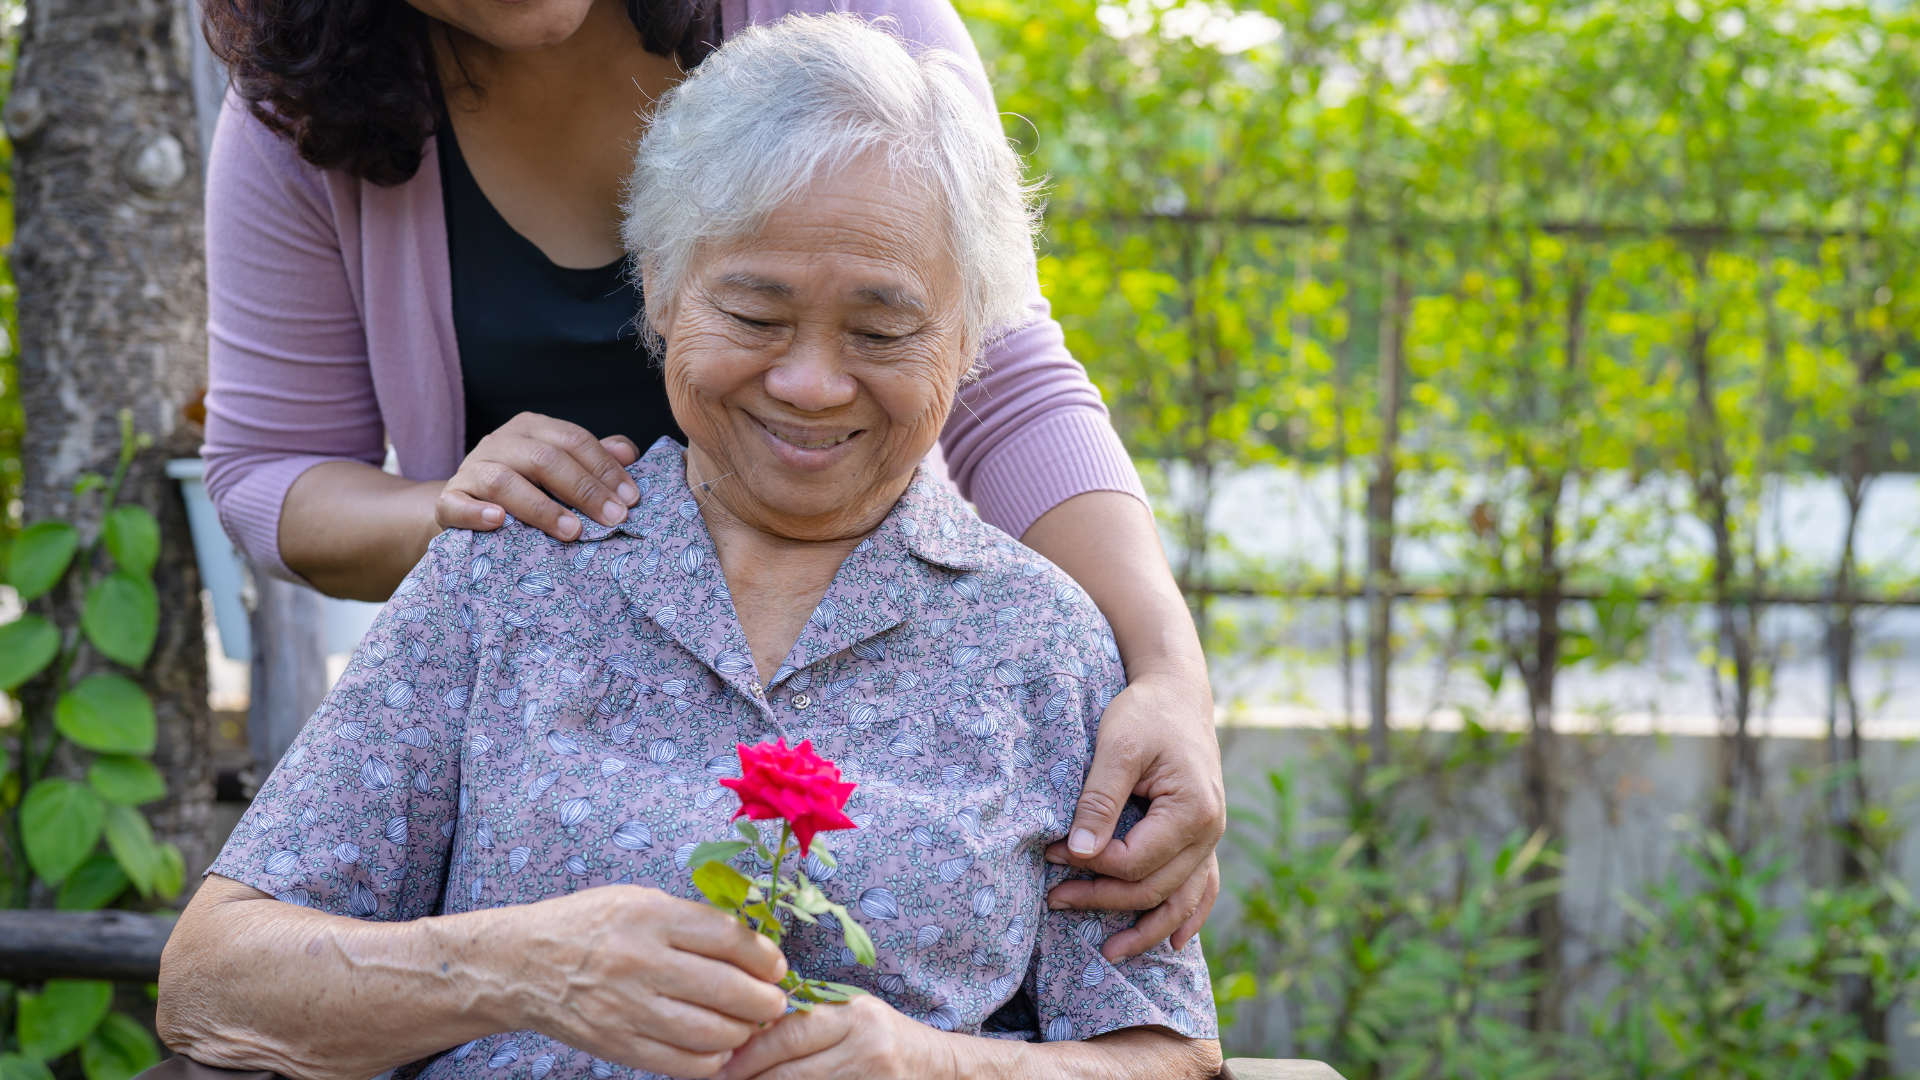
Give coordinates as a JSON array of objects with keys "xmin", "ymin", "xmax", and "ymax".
[
  {"xmin": 480, "ymin": 507, "xmax": 503, "ymax": 525},
  {"xmin": 1048, "ymin": 898, "xmax": 1067, "ymax": 910},
  {"xmin": 617, "ymin": 482, "xmax": 638, "ymax": 504},
  {"xmin": 600, "ymin": 500, "xmax": 625, "ymax": 525},
  {"xmin": 1044, "ymin": 851, "xmax": 1068, "ymax": 865},
  {"xmin": 1069, "ymin": 828, "xmax": 1099, "ymax": 856},
  {"xmin": 557, "ymin": 514, "xmax": 580, "ymax": 539}
]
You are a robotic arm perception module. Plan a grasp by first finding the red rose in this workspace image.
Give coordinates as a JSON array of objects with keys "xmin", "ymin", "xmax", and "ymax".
[{"xmin": 719, "ymin": 738, "xmax": 858, "ymax": 855}]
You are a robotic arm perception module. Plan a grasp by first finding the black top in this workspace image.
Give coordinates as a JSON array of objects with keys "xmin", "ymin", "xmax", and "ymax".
[{"xmin": 439, "ymin": 125, "xmax": 684, "ymax": 454}]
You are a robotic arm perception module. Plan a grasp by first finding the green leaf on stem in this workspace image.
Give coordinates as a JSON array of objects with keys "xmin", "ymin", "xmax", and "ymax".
[
  {"xmin": 22, "ymin": 778, "xmax": 107, "ymax": 884},
  {"xmin": 0, "ymin": 614, "xmax": 61, "ymax": 690},
  {"xmin": 102, "ymin": 506, "xmax": 160, "ymax": 577},
  {"xmin": 807, "ymin": 842, "xmax": 836, "ymax": 868},
  {"xmin": 828, "ymin": 903, "xmax": 877, "ymax": 967},
  {"xmin": 81, "ymin": 1013, "xmax": 160, "ymax": 1080},
  {"xmin": 744, "ymin": 902, "xmax": 782, "ymax": 942},
  {"xmin": 685, "ymin": 840, "xmax": 749, "ymax": 872},
  {"xmin": 89, "ymin": 755, "xmax": 167, "ymax": 805},
  {"xmin": 103, "ymin": 802, "xmax": 162, "ymax": 897},
  {"xmin": 788, "ymin": 877, "xmax": 834, "ymax": 915},
  {"xmin": 56, "ymin": 675, "xmax": 156, "ymax": 755},
  {"xmin": 155, "ymin": 842, "xmax": 186, "ymax": 900},
  {"xmin": 8, "ymin": 521, "xmax": 79, "ymax": 602},
  {"xmin": 777, "ymin": 900, "xmax": 819, "ymax": 925},
  {"xmin": 82, "ymin": 571, "xmax": 159, "ymax": 668},
  {"xmin": 812, "ymin": 981, "xmax": 868, "ymax": 999},
  {"xmin": 0, "ymin": 1054, "xmax": 57, "ymax": 1080},
  {"xmin": 692, "ymin": 859, "xmax": 753, "ymax": 910},
  {"xmin": 57, "ymin": 853, "xmax": 132, "ymax": 911},
  {"xmin": 17, "ymin": 979, "xmax": 112, "ymax": 1060},
  {"xmin": 735, "ymin": 820, "xmax": 762, "ymax": 846}
]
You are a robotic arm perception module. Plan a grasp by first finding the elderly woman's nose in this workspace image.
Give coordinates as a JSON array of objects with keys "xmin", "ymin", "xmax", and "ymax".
[{"xmin": 762, "ymin": 339, "xmax": 858, "ymax": 412}]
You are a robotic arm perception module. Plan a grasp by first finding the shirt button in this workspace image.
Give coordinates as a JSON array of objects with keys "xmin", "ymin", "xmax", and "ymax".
[{"xmin": 793, "ymin": 694, "xmax": 811, "ymax": 710}]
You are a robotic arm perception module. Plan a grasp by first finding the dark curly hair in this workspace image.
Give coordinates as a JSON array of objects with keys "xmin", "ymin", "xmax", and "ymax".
[{"xmin": 203, "ymin": 1, "xmax": 723, "ymax": 186}]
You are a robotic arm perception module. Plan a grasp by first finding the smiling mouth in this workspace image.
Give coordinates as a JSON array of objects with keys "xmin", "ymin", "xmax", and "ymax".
[{"xmin": 759, "ymin": 419, "xmax": 862, "ymax": 450}]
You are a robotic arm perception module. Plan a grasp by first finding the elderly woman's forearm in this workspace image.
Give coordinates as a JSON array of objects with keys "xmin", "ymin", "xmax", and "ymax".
[
  {"xmin": 158, "ymin": 876, "xmax": 520, "ymax": 1080},
  {"xmin": 280, "ymin": 462, "xmax": 442, "ymax": 600}
]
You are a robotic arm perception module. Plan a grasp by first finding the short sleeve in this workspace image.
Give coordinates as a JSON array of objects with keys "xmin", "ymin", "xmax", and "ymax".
[
  {"xmin": 207, "ymin": 530, "xmax": 481, "ymax": 921},
  {"xmin": 1022, "ymin": 625, "xmax": 1221, "ymax": 1043}
]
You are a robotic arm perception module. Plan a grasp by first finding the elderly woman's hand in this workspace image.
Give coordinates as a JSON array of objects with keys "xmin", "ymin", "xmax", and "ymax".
[
  {"xmin": 158, "ymin": 876, "xmax": 793, "ymax": 1080},
  {"xmin": 706, "ymin": 994, "xmax": 943, "ymax": 1080},
  {"xmin": 705, "ymin": 992, "xmax": 1222, "ymax": 1080},
  {"xmin": 435, "ymin": 412, "xmax": 643, "ymax": 541},
  {"xmin": 506, "ymin": 885, "xmax": 794, "ymax": 1076}
]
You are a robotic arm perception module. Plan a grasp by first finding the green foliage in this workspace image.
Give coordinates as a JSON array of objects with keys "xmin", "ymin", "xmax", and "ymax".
[
  {"xmin": 16, "ymin": 981, "xmax": 110, "ymax": 1061},
  {"xmin": 54, "ymin": 854, "xmax": 130, "ymax": 912},
  {"xmin": 55, "ymin": 676, "xmax": 156, "ymax": 756},
  {"xmin": 0, "ymin": 615, "xmax": 56, "ymax": 690},
  {"xmin": 86, "ymin": 757, "xmax": 165, "ymax": 807},
  {"xmin": 2, "ymin": 413, "xmax": 177, "ymax": 1076},
  {"xmin": 80, "ymin": 571, "xmax": 158, "ymax": 669},
  {"xmin": 6, "ymin": 523, "xmax": 76, "ymax": 602},
  {"xmin": 80, "ymin": 1013, "xmax": 160, "ymax": 1080},
  {"xmin": 19, "ymin": 778, "xmax": 105, "ymax": 884},
  {"xmin": 1575, "ymin": 826, "xmax": 1916, "ymax": 1079},
  {"xmin": 1210, "ymin": 740, "xmax": 1559, "ymax": 1079}
]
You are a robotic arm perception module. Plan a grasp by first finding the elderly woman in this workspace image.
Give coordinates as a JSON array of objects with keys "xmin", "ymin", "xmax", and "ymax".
[{"xmin": 158, "ymin": 15, "xmax": 1219, "ymax": 1080}]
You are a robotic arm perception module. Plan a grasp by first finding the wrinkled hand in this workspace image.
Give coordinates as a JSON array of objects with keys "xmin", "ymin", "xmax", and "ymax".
[
  {"xmin": 708, "ymin": 993, "xmax": 953, "ymax": 1080},
  {"xmin": 510, "ymin": 886, "xmax": 791, "ymax": 1078},
  {"xmin": 436, "ymin": 412, "xmax": 640, "ymax": 540},
  {"xmin": 1045, "ymin": 667, "xmax": 1225, "ymax": 961}
]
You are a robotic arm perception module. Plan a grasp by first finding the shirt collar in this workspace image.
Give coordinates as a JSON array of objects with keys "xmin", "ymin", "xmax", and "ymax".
[
  {"xmin": 580, "ymin": 438, "xmax": 997, "ymax": 693},
  {"xmin": 578, "ymin": 437, "xmax": 991, "ymax": 574}
]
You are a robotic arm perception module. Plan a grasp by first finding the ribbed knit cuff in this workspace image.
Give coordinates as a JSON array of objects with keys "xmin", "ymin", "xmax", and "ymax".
[
  {"xmin": 211, "ymin": 454, "xmax": 351, "ymax": 585},
  {"xmin": 966, "ymin": 411, "xmax": 1147, "ymax": 539}
]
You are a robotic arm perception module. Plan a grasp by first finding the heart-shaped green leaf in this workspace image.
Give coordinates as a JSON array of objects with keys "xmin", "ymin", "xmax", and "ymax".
[
  {"xmin": 89, "ymin": 755, "xmax": 167, "ymax": 805},
  {"xmin": 102, "ymin": 506, "xmax": 160, "ymax": 577},
  {"xmin": 21, "ymin": 779, "xmax": 106, "ymax": 884},
  {"xmin": 56, "ymin": 675, "xmax": 156, "ymax": 755},
  {"xmin": 81, "ymin": 571, "xmax": 158, "ymax": 668},
  {"xmin": 7, "ymin": 521, "xmax": 79, "ymax": 602},
  {"xmin": 103, "ymin": 802, "xmax": 161, "ymax": 898},
  {"xmin": 17, "ymin": 980, "xmax": 112, "ymax": 1060},
  {"xmin": 56, "ymin": 853, "xmax": 132, "ymax": 911},
  {"xmin": 0, "ymin": 614, "xmax": 60, "ymax": 690},
  {"xmin": 80, "ymin": 1013, "xmax": 159, "ymax": 1080}
]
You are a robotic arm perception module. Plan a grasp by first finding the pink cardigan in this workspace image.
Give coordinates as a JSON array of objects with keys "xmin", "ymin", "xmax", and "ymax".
[{"xmin": 201, "ymin": 0, "xmax": 1144, "ymax": 583}]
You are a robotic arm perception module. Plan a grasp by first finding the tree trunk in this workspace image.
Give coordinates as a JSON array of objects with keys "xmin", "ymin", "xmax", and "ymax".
[
  {"xmin": 1363, "ymin": 240, "xmax": 1406, "ymax": 767},
  {"xmin": 10, "ymin": 0, "xmax": 212, "ymax": 886}
]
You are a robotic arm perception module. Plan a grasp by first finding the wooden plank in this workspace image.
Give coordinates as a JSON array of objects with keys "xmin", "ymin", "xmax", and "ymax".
[
  {"xmin": 1222, "ymin": 1060, "xmax": 1346, "ymax": 1080},
  {"xmin": 0, "ymin": 910, "xmax": 175, "ymax": 982}
]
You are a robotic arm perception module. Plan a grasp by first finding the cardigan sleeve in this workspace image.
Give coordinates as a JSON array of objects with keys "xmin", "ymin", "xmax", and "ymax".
[
  {"xmin": 736, "ymin": 0, "xmax": 1149, "ymax": 538},
  {"xmin": 200, "ymin": 93, "xmax": 388, "ymax": 583}
]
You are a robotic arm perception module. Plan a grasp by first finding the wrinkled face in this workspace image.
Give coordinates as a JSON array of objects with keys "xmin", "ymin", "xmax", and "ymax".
[
  {"xmin": 657, "ymin": 159, "xmax": 970, "ymax": 542},
  {"xmin": 404, "ymin": 0, "xmax": 598, "ymax": 51}
]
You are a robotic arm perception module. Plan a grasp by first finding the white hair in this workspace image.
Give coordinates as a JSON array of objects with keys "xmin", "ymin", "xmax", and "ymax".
[{"xmin": 622, "ymin": 13, "xmax": 1041, "ymax": 355}]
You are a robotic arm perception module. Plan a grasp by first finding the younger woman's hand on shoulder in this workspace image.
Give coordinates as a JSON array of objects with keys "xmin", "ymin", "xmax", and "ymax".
[{"xmin": 436, "ymin": 412, "xmax": 641, "ymax": 540}]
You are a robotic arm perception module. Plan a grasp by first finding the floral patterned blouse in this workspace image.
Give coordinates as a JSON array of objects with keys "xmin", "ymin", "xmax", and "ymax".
[{"xmin": 208, "ymin": 438, "xmax": 1218, "ymax": 1080}]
